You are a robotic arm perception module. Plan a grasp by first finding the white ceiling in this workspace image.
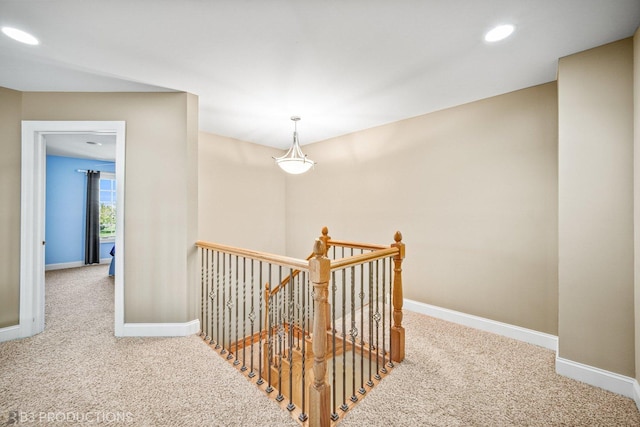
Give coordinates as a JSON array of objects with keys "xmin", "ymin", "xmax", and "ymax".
[
  {"xmin": 45, "ymin": 133, "xmax": 116, "ymax": 161},
  {"xmin": 1, "ymin": 1, "xmax": 639, "ymax": 149}
]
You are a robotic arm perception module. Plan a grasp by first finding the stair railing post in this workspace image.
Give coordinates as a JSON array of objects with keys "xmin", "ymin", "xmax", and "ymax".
[
  {"xmin": 391, "ymin": 231, "xmax": 405, "ymax": 362},
  {"xmin": 320, "ymin": 226, "xmax": 331, "ymax": 331},
  {"xmin": 309, "ymin": 238, "xmax": 331, "ymax": 427}
]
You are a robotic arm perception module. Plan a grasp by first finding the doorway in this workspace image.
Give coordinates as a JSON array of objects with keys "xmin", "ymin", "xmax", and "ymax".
[{"xmin": 19, "ymin": 121, "xmax": 126, "ymax": 339}]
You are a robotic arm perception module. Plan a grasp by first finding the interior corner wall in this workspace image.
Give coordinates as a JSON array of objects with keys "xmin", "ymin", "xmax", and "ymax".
[
  {"xmin": 634, "ymin": 27, "xmax": 640, "ymax": 385},
  {"xmin": 197, "ymin": 131, "xmax": 286, "ymax": 255},
  {"xmin": 0, "ymin": 87, "xmax": 22, "ymax": 329},
  {"xmin": 186, "ymin": 93, "xmax": 199, "ymax": 321},
  {"xmin": 285, "ymin": 82, "xmax": 559, "ymax": 335},
  {"xmin": 21, "ymin": 91, "xmax": 198, "ymax": 324},
  {"xmin": 558, "ymin": 38, "xmax": 635, "ymax": 377}
]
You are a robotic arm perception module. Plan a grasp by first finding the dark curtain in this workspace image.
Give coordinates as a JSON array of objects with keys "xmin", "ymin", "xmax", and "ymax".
[{"xmin": 85, "ymin": 170, "xmax": 101, "ymax": 264}]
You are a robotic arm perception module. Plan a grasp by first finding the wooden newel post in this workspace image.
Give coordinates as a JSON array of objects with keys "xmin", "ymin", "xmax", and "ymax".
[
  {"xmin": 319, "ymin": 226, "xmax": 331, "ymax": 330},
  {"xmin": 309, "ymin": 238, "xmax": 331, "ymax": 427},
  {"xmin": 391, "ymin": 231, "xmax": 405, "ymax": 362}
]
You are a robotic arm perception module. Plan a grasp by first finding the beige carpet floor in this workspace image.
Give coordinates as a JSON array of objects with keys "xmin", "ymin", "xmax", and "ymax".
[{"xmin": 1, "ymin": 265, "xmax": 639, "ymax": 426}]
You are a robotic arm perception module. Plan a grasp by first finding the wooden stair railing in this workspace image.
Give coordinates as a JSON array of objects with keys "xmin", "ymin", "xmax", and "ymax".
[{"xmin": 196, "ymin": 227, "xmax": 405, "ymax": 427}]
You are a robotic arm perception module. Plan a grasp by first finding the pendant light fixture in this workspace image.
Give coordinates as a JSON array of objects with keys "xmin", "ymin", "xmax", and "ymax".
[{"xmin": 273, "ymin": 116, "xmax": 315, "ymax": 174}]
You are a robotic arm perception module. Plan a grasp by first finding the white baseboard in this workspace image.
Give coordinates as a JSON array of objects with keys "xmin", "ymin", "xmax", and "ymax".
[
  {"xmin": 118, "ymin": 319, "xmax": 200, "ymax": 337},
  {"xmin": 556, "ymin": 356, "xmax": 640, "ymax": 408},
  {"xmin": 45, "ymin": 258, "xmax": 111, "ymax": 271},
  {"xmin": 403, "ymin": 299, "xmax": 640, "ymax": 409},
  {"xmin": 0, "ymin": 325, "xmax": 21, "ymax": 343},
  {"xmin": 404, "ymin": 299, "xmax": 558, "ymax": 351}
]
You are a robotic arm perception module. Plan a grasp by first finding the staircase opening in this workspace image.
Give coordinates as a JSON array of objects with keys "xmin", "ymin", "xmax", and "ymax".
[{"xmin": 196, "ymin": 227, "xmax": 406, "ymax": 426}]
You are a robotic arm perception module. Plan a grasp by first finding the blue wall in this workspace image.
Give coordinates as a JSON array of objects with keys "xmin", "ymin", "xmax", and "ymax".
[{"xmin": 45, "ymin": 155, "xmax": 116, "ymax": 266}]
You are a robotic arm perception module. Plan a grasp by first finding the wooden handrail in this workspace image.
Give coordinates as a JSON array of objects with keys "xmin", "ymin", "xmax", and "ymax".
[
  {"xmin": 325, "ymin": 239, "xmax": 390, "ymax": 251},
  {"xmin": 195, "ymin": 240, "xmax": 308, "ymax": 270},
  {"xmin": 329, "ymin": 247, "xmax": 399, "ymax": 270},
  {"xmin": 268, "ymin": 252, "xmax": 314, "ymax": 296},
  {"xmin": 269, "ymin": 246, "xmax": 399, "ymax": 296}
]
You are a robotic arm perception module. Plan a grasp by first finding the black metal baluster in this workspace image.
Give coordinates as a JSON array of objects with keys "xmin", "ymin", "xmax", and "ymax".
[
  {"xmin": 228, "ymin": 254, "xmax": 234, "ymax": 359},
  {"xmin": 367, "ymin": 261, "xmax": 374, "ymax": 388},
  {"xmin": 276, "ymin": 266, "xmax": 284, "ymax": 402},
  {"xmin": 331, "ymin": 271, "xmax": 338, "ymax": 421},
  {"xmin": 210, "ymin": 250, "xmax": 215, "ymax": 342},
  {"xmin": 221, "ymin": 253, "xmax": 227, "ymax": 355},
  {"xmin": 249, "ymin": 259, "xmax": 256, "ymax": 378},
  {"xmin": 266, "ymin": 263, "xmax": 273, "ymax": 393},
  {"xmin": 200, "ymin": 248, "xmax": 205, "ymax": 337},
  {"xmin": 340, "ymin": 265, "xmax": 348, "ymax": 412},
  {"xmin": 307, "ymin": 274, "xmax": 316, "ymax": 338},
  {"xmin": 233, "ymin": 256, "xmax": 239, "ymax": 364},
  {"xmin": 296, "ymin": 273, "xmax": 301, "ymax": 351},
  {"xmin": 241, "ymin": 258, "xmax": 247, "ymax": 371},
  {"xmin": 375, "ymin": 260, "xmax": 381, "ymax": 380},
  {"xmin": 359, "ymin": 257, "xmax": 366, "ymax": 395},
  {"xmin": 350, "ymin": 251, "xmax": 358, "ymax": 403},
  {"xmin": 388, "ymin": 257, "xmax": 394, "ymax": 369},
  {"xmin": 299, "ymin": 271, "xmax": 308, "ymax": 422},
  {"xmin": 215, "ymin": 251, "xmax": 221, "ymax": 349},
  {"xmin": 381, "ymin": 257, "xmax": 387, "ymax": 374},
  {"xmin": 287, "ymin": 268, "xmax": 295, "ymax": 411}
]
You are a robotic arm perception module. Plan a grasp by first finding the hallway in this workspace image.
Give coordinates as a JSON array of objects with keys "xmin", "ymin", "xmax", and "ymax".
[{"xmin": 0, "ymin": 265, "xmax": 296, "ymax": 426}]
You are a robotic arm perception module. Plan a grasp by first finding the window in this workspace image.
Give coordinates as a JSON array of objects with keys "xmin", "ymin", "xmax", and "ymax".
[{"xmin": 99, "ymin": 173, "xmax": 116, "ymax": 241}]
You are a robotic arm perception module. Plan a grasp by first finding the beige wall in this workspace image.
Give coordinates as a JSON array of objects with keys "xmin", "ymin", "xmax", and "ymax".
[
  {"xmin": 0, "ymin": 87, "xmax": 22, "ymax": 328},
  {"xmin": 20, "ymin": 92, "xmax": 198, "ymax": 323},
  {"xmin": 558, "ymin": 39, "xmax": 634, "ymax": 377},
  {"xmin": 285, "ymin": 82, "xmax": 559, "ymax": 335},
  {"xmin": 198, "ymin": 132, "xmax": 286, "ymax": 255}
]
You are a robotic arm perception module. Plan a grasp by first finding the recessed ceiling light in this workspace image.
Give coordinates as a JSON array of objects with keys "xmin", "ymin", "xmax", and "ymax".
[
  {"xmin": 484, "ymin": 24, "xmax": 515, "ymax": 42},
  {"xmin": 86, "ymin": 141, "xmax": 102, "ymax": 146},
  {"xmin": 1, "ymin": 26, "xmax": 39, "ymax": 45}
]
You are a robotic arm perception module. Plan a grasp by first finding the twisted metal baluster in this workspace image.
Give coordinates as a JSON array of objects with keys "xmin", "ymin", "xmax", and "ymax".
[
  {"xmin": 276, "ymin": 266, "xmax": 284, "ymax": 403},
  {"xmin": 233, "ymin": 256, "xmax": 239, "ymax": 364},
  {"xmin": 215, "ymin": 251, "xmax": 221, "ymax": 349},
  {"xmin": 227, "ymin": 255, "xmax": 234, "ymax": 360},
  {"xmin": 367, "ymin": 261, "xmax": 374, "ymax": 388},
  {"xmin": 299, "ymin": 270, "xmax": 308, "ymax": 422},
  {"xmin": 375, "ymin": 260, "xmax": 381, "ymax": 380},
  {"xmin": 350, "ymin": 251, "xmax": 358, "ymax": 403},
  {"xmin": 257, "ymin": 261, "xmax": 264, "ymax": 385},
  {"xmin": 309, "ymin": 270, "xmax": 314, "ymax": 340},
  {"xmin": 200, "ymin": 248, "xmax": 205, "ymax": 337},
  {"xmin": 209, "ymin": 250, "xmax": 215, "ymax": 342},
  {"xmin": 296, "ymin": 273, "xmax": 301, "ymax": 351},
  {"xmin": 241, "ymin": 257, "xmax": 247, "ymax": 370},
  {"xmin": 381, "ymin": 257, "xmax": 387, "ymax": 374},
  {"xmin": 249, "ymin": 259, "xmax": 256, "ymax": 378},
  {"xmin": 266, "ymin": 263, "xmax": 273, "ymax": 393},
  {"xmin": 340, "ymin": 265, "xmax": 348, "ymax": 412},
  {"xmin": 287, "ymin": 268, "xmax": 295, "ymax": 411},
  {"xmin": 212, "ymin": 251, "xmax": 217, "ymax": 343},
  {"xmin": 388, "ymin": 257, "xmax": 394, "ymax": 368},
  {"xmin": 221, "ymin": 254, "xmax": 227, "ymax": 355},
  {"xmin": 359, "ymin": 256, "xmax": 366, "ymax": 395},
  {"xmin": 331, "ymin": 271, "xmax": 338, "ymax": 421}
]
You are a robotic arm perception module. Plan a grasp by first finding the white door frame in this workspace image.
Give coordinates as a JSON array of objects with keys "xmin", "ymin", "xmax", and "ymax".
[{"xmin": 19, "ymin": 121, "xmax": 126, "ymax": 338}]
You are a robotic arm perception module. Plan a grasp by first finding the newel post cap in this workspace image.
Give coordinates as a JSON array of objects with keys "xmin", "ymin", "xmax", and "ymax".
[{"xmin": 313, "ymin": 239, "xmax": 326, "ymax": 258}]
